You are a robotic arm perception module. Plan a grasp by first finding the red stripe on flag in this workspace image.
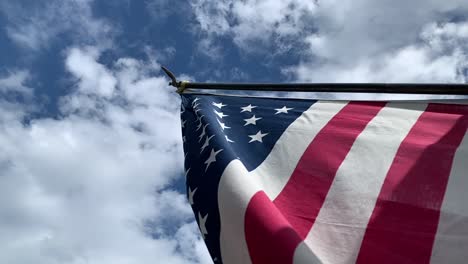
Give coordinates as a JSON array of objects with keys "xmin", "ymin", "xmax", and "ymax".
[
  {"xmin": 245, "ymin": 102, "xmax": 386, "ymax": 264},
  {"xmin": 244, "ymin": 191, "xmax": 304, "ymax": 264},
  {"xmin": 356, "ymin": 104, "xmax": 468, "ymax": 264}
]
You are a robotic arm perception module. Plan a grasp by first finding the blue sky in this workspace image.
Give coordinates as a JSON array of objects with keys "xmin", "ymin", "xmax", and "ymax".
[{"xmin": 1, "ymin": 0, "xmax": 468, "ymax": 263}]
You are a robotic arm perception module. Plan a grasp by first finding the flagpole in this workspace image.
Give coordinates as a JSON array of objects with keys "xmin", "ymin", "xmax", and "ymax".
[{"xmin": 161, "ymin": 67, "xmax": 468, "ymax": 95}]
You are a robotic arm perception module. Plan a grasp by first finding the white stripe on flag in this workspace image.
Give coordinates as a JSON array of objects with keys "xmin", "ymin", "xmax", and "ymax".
[
  {"xmin": 218, "ymin": 101, "xmax": 348, "ymax": 264},
  {"xmin": 431, "ymin": 132, "xmax": 468, "ymax": 264},
  {"xmin": 293, "ymin": 102, "xmax": 427, "ymax": 264},
  {"xmin": 218, "ymin": 160, "xmax": 258, "ymax": 264}
]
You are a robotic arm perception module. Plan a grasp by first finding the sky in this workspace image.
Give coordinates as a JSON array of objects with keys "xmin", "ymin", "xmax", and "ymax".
[{"xmin": 1, "ymin": 1, "xmax": 468, "ymax": 263}]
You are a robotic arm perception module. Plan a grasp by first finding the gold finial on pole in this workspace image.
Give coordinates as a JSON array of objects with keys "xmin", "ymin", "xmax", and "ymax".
[
  {"xmin": 176, "ymin": 81, "xmax": 188, "ymax": 94},
  {"xmin": 161, "ymin": 66, "xmax": 188, "ymax": 94}
]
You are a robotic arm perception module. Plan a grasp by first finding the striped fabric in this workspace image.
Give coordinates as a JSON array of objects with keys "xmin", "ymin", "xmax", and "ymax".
[{"xmin": 181, "ymin": 94, "xmax": 468, "ymax": 264}]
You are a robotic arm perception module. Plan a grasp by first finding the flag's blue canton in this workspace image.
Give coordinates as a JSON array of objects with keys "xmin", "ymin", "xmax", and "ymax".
[{"xmin": 181, "ymin": 94, "xmax": 316, "ymax": 263}]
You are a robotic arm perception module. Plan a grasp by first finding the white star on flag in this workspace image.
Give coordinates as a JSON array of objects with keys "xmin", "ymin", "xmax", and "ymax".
[
  {"xmin": 248, "ymin": 130, "xmax": 269, "ymax": 143},
  {"xmin": 181, "ymin": 119, "xmax": 186, "ymax": 128},
  {"xmin": 201, "ymin": 135, "xmax": 214, "ymax": 153},
  {"xmin": 217, "ymin": 119, "xmax": 231, "ymax": 130},
  {"xmin": 244, "ymin": 115, "xmax": 262, "ymax": 126},
  {"xmin": 196, "ymin": 115, "xmax": 205, "ymax": 131},
  {"xmin": 275, "ymin": 106, "xmax": 293, "ymax": 114},
  {"xmin": 225, "ymin": 135, "xmax": 235, "ymax": 143},
  {"xmin": 199, "ymin": 123, "xmax": 209, "ymax": 142},
  {"xmin": 196, "ymin": 115, "xmax": 204, "ymax": 122},
  {"xmin": 214, "ymin": 110, "xmax": 228, "ymax": 119},
  {"xmin": 184, "ymin": 168, "xmax": 190, "ymax": 178},
  {"xmin": 212, "ymin": 102, "xmax": 226, "ymax": 109},
  {"xmin": 198, "ymin": 212, "xmax": 209, "ymax": 238},
  {"xmin": 192, "ymin": 98, "xmax": 200, "ymax": 105},
  {"xmin": 205, "ymin": 148, "xmax": 223, "ymax": 171},
  {"xmin": 193, "ymin": 102, "xmax": 200, "ymax": 109},
  {"xmin": 188, "ymin": 186, "xmax": 197, "ymax": 205},
  {"xmin": 241, "ymin": 104, "xmax": 257, "ymax": 112}
]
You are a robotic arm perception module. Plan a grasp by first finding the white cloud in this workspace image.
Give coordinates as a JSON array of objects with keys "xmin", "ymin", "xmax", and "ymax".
[
  {"xmin": 0, "ymin": 70, "xmax": 33, "ymax": 97},
  {"xmin": 230, "ymin": 0, "xmax": 316, "ymax": 45},
  {"xmin": 291, "ymin": 21, "xmax": 468, "ymax": 83},
  {"xmin": 192, "ymin": 0, "xmax": 468, "ymax": 83},
  {"xmin": 66, "ymin": 47, "xmax": 117, "ymax": 98},
  {"xmin": 0, "ymin": 71, "xmax": 37, "ymax": 124},
  {"xmin": 189, "ymin": 0, "xmax": 230, "ymax": 34},
  {"xmin": 1, "ymin": 0, "xmax": 114, "ymax": 50},
  {"xmin": 190, "ymin": 0, "xmax": 316, "ymax": 46},
  {"xmin": 0, "ymin": 48, "xmax": 211, "ymax": 264},
  {"xmin": 189, "ymin": 0, "xmax": 317, "ymax": 57}
]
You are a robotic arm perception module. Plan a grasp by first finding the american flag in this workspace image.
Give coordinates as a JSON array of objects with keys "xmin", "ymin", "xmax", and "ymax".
[{"xmin": 180, "ymin": 93, "xmax": 468, "ymax": 264}]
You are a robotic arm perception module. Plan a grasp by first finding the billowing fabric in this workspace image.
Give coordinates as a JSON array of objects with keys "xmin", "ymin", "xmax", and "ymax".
[{"xmin": 180, "ymin": 94, "xmax": 468, "ymax": 264}]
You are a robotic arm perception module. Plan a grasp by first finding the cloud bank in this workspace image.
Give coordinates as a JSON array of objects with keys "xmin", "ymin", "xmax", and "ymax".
[
  {"xmin": 191, "ymin": 0, "xmax": 468, "ymax": 83},
  {"xmin": 0, "ymin": 47, "xmax": 211, "ymax": 264},
  {"xmin": 0, "ymin": 0, "xmax": 211, "ymax": 263}
]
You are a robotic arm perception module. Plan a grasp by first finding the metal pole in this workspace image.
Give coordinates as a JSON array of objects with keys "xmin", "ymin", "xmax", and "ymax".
[{"xmin": 161, "ymin": 67, "xmax": 468, "ymax": 95}]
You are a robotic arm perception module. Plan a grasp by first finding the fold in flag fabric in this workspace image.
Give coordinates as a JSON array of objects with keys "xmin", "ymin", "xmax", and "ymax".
[{"xmin": 180, "ymin": 94, "xmax": 468, "ymax": 264}]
